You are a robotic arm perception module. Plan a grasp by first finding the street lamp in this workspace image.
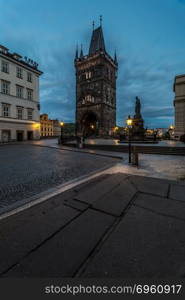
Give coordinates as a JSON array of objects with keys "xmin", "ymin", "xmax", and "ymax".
[
  {"xmin": 126, "ymin": 115, "xmax": 133, "ymax": 163},
  {"xmin": 60, "ymin": 121, "xmax": 64, "ymax": 144}
]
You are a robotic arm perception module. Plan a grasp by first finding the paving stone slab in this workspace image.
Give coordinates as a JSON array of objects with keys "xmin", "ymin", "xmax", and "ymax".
[
  {"xmin": 3, "ymin": 209, "xmax": 115, "ymax": 277},
  {"xmin": 92, "ymin": 178, "xmax": 137, "ymax": 216},
  {"xmin": 133, "ymin": 193, "xmax": 185, "ymax": 221},
  {"xmin": 0, "ymin": 203, "xmax": 79, "ymax": 275},
  {"xmin": 74, "ymin": 174, "xmax": 110, "ymax": 192},
  {"xmin": 64, "ymin": 199, "xmax": 89, "ymax": 211},
  {"xmin": 81, "ymin": 206, "xmax": 185, "ymax": 278},
  {"xmin": 75, "ymin": 173, "xmax": 128, "ymax": 204},
  {"xmin": 169, "ymin": 184, "xmax": 185, "ymax": 202},
  {"xmin": 128, "ymin": 175, "xmax": 169, "ymax": 197}
]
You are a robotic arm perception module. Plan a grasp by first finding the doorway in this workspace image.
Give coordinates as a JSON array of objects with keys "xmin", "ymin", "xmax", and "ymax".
[
  {"xmin": 27, "ymin": 131, "xmax": 33, "ymax": 140},
  {"xmin": 81, "ymin": 112, "xmax": 98, "ymax": 137},
  {"xmin": 16, "ymin": 131, "xmax": 24, "ymax": 141}
]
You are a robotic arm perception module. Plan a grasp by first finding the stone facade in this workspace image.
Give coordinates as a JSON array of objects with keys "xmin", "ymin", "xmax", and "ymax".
[
  {"xmin": 75, "ymin": 24, "xmax": 118, "ymax": 137},
  {"xmin": 53, "ymin": 120, "xmax": 61, "ymax": 137},
  {"xmin": 173, "ymin": 74, "xmax": 185, "ymax": 140},
  {"xmin": 0, "ymin": 45, "xmax": 42, "ymax": 142}
]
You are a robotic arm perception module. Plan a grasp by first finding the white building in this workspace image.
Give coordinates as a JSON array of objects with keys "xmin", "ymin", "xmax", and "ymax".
[
  {"xmin": 173, "ymin": 74, "xmax": 185, "ymax": 140},
  {"xmin": 0, "ymin": 45, "xmax": 43, "ymax": 142}
]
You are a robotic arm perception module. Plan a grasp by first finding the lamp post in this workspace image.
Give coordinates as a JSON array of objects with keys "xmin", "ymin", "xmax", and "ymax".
[
  {"xmin": 126, "ymin": 115, "xmax": 133, "ymax": 163},
  {"xmin": 60, "ymin": 121, "xmax": 64, "ymax": 144}
]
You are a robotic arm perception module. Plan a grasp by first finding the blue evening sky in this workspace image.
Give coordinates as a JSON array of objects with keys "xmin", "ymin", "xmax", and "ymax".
[{"xmin": 1, "ymin": 0, "xmax": 185, "ymax": 128}]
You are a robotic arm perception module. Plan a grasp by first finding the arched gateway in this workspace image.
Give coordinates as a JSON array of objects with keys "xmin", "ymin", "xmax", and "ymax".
[
  {"xmin": 74, "ymin": 19, "xmax": 118, "ymax": 137},
  {"xmin": 80, "ymin": 111, "xmax": 98, "ymax": 137}
]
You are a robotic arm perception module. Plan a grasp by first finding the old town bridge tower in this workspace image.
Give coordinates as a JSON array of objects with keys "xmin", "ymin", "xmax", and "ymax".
[{"xmin": 74, "ymin": 18, "xmax": 118, "ymax": 137}]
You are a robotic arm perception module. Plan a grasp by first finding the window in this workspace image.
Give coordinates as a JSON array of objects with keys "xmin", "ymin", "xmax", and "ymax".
[
  {"xmin": 1, "ymin": 61, "xmax": 9, "ymax": 73},
  {"xmin": 27, "ymin": 72, "xmax": 32, "ymax": 82},
  {"xmin": 1, "ymin": 80, "xmax": 10, "ymax": 94},
  {"xmin": 85, "ymin": 71, "xmax": 92, "ymax": 79},
  {"xmin": 27, "ymin": 88, "xmax": 33, "ymax": 100},
  {"xmin": 16, "ymin": 67, "xmax": 23, "ymax": 79},
  {"xmin": 27, "ymin": 108, "xmax": 33, "ymax": 120},
  {"xmin": 16, "ymin": 107, "xmax": 23, "ymax": 119},
  {"xmin": 2, "ymin": 103, "xmax": 10, "ymax": 117},
  {"xmin": 84, "ymin": 95, "xmax": 94, "ymax": 103},
  {"xmin": 16, "ymin": 85, "xmax": 24, "ymax": 98}
]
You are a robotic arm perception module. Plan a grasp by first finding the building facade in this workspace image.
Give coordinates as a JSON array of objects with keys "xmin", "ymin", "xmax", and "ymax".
[
  {"xmin": 173, "ymin": 74, "xmax": 185, "ymax": 140},
  {"xmin": 0, "ymin": 45, "xmax": 42, "ymax": 142},
  {"xmin": 40, "ymin": 114, "xmax": 53, "ymax": 137},
  {"xmin": 53, "ymin": 119, "xmax": 61, "ymax": 137},
  {"xmin": 40, "ymin": 114, "xmax": 61, "ymax": 137},
  {"xmin": 74, "ymin": 21, "xmax": 118, "ymax": 137}
]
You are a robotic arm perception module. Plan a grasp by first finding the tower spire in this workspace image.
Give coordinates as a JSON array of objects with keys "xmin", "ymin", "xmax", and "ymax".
[
  {"xmin": 92, "ymin": 20, "xmax": 95, "ymax": 31},
  {"xmin": 75, "ymin": 44, "xmax": 78, "ymax": 59},
  {"xmin": 100, "ymin": 15, "xmax": 102, "ymax": 27},
  {"xmin": 80, "ymin": 44, "xmax": 84, "ymax": 58},
  {"xmin": 89, "ymin": 17, "xmax": 106, "ymax": 55},
  {"xmin": 114, "ymin": 49, "xmax": 118, "ymax": 64}
]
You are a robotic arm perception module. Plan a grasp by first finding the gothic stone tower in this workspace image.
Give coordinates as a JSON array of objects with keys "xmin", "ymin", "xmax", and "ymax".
[{"xmin": 74, "ymin": 21, "xmax": 118, "ymax": 137}]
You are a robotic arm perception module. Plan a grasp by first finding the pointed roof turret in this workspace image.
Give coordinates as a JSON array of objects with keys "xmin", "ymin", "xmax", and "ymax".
[
  {"xmin": 80, "ymin": 44, "xmax": 84, "ymax": 58},
  {"xmin": 75, "ymin": 44, "xmax": 78, "ymax": 59},
  {"xmin": 114, "ymin": 50, "xmax": 118, "ymax": 64},
  {"xmin": 89, "ymin": 16, "xmax": 106, "ymax": 55}
]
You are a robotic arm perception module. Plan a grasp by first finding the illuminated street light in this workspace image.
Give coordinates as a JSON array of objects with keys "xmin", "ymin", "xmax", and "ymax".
[
  {"xmin": 60, "ymin": 121, "xmax": 64, "ymax": 144},
  {"xmin": 126, "ymin": 115, "xmax": 133, "ymax": 163}
]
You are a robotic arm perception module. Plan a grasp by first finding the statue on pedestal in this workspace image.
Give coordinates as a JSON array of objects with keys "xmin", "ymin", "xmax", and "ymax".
[{"xmin": 131, "ymin": 96, "xmax": 145, "ymax": 140}]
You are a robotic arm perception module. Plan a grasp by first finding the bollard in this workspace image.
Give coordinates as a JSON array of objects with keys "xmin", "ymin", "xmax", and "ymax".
[
  {"xmin": 132, "ymin": 147, "xmax": 139, "ymax": 166},
  {"xmin": 77, "ymin": 136, "xmax": 83, "ymax": 149}
]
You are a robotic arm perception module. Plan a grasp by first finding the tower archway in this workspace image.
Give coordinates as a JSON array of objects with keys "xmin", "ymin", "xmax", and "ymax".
[{"xmin": 81, "ymin": 111, "xmax": 99, "ymax": 137}]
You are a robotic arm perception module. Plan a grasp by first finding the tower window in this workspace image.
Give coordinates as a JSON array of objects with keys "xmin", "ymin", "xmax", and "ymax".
[
  {"xmin": 84, "ymin": 95, "xmax": 94, "ymax": 103},
  {"xmin": 85, "ymin": 71, "xmax": 92, "ymax": 79}
]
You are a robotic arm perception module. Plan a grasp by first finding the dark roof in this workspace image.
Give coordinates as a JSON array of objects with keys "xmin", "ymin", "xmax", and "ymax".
[{"xmin": 89, "ymin": 26, "xmax": 106, "ymax": 55}]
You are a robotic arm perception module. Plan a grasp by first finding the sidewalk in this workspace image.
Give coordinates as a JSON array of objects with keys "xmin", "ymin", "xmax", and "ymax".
[{"xmin": 0, "ymin": 172, "xmax": 185, "ymax": 278}]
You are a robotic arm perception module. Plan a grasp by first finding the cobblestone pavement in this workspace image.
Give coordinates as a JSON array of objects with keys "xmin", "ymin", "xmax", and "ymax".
[{"xmin": 0, "ymin": 145, "xmax": 117, "ymax": 209}]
